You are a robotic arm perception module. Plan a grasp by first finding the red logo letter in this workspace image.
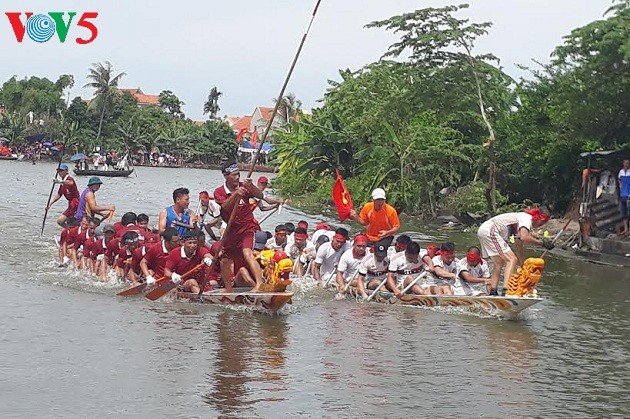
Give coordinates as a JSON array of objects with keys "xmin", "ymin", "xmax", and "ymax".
[
  {"xmin": 5, "ymin": 12, "xmax": 34, "ymax": 42},
  {"xmin": 75, "ymin": 12, "xmax": 98, "ymax": 44}
]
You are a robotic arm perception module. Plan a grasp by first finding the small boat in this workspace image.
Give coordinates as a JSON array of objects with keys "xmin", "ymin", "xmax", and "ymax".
[
  {"xmin": 345, "ymin": 286, "xmax": 542, "ymax": 315},
  {"xmin": 0, "ymin": 155, "xmax": 18, "ymax": 160},
  {"xmin": 73, "ymin": 168, "xmax": 134, "ymax": 177},
  {"xmin": 176, "ymin": 288, "xmax": 294, "ymax": 313}
]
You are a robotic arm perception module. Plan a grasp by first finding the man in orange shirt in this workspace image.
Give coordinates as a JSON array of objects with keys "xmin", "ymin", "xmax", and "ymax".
[{"xmin": 349, "ymin": 188, "xmax": 400, "ymax": 247}]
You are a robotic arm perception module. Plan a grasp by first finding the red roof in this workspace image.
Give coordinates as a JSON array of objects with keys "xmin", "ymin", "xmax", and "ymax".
[
  {"xmin": 258, "ymin": 107, "xmax": 274, "ymax": 121},
  {"xmin": 118, "ymin": 88, "xmax": 160, "ymax": 106},
  {"xmin": 232, "ymin": 116, "xmax": 251, "ymax": 132}
]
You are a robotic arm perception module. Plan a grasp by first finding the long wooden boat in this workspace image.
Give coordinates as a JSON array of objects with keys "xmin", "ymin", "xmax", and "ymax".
[
  {"xmin": 73, "ymin": 168, "xmax": 134, "ymax": 177},
  {"xmin": 176, "ymin": 288, "xmax": 293, "ymax": 313},
  {"xmin": 345, "ymin": 286, "xmax": 542, "ymax": 315}
]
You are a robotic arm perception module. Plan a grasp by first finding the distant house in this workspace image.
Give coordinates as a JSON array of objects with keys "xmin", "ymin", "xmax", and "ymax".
[
  {"xmin": 231, "ymin": 116, "xmax": 252, "ymax": 134},
  {"xmin": 117, "ymin": 88, "xmax": 160, "ymax": 108},
  {"xmin": 250, "ymin": 106, "xmax": 285, "ymax": 136}
]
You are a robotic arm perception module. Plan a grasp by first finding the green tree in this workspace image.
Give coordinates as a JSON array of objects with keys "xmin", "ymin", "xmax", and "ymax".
[
  {"xmin": 159, "ymin": 90, "xmax": 185, "ymax": 118},
  {"xmin": 83, "ymin": 61, "xmax": 126, "ymax": 143}
]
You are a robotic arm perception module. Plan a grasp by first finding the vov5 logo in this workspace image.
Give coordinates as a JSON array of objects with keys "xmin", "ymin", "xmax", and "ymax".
[{"xmin": 5, "ymin": 12, "xmax": 98, "ymax": 44}]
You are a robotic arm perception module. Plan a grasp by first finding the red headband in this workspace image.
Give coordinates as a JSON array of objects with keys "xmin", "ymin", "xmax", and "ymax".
[
  {"xmin": 440, "ymin": 250, "xmax": 455, "ymax": 257},
  {"xmin": 199, "ymin": 192, "xmax": 210, "ymax": 200},
  {"xmin": 353, "ymin": 234, "xmax": 368, "ymax": 245},
  {"xmin": 333, "ymin": 233, "xmax": 347, "ymax": 242},
  {"xmin": 466, "ymin": 252, "xmax": 482, "ymax": 265},
  {"xmin": 426, "ymin": 245, "xmax": 439, "ymax": 258},
  {"xmin": 524, "ymin": 208, "xmax": 550, "ymax": 223},
  {"xmin": 294, "ymin": 232, "xmax": 308, "ymax": 240}
]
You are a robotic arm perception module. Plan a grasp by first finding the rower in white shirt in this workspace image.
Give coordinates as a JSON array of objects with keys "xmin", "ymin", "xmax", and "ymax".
[
  {"xmin": 453, "ymin": 246, "xmax": 491, "ymax": 296},
  {"xmin": 285, "ymin": 226, "xmax": 315, "ymax": 277},
  {"xmin": 312, "ymin": 228, "xmax": 351, "ymax": 286},
  {"xmin": 355, "ymin": 242, "xmax": 390, "ymax": 298},
  {"xmin": 335, "ymin": 234, "xmax": 368, "ymax": 295}
]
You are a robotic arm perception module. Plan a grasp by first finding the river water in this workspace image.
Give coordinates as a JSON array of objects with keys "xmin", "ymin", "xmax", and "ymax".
[{"xmin": 1, "ymin": 161, "xmax": 628, "ymax": 418}]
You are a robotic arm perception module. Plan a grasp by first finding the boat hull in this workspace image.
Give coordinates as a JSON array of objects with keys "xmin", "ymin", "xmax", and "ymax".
[
  {"xmin": 73, "ymin": 169, "xmax": 134, "ymax": 177},
  {"xmin": 0, "ymin": 155, "xmax": 18, "ymax": 160},
  {"xmin": 176, "ymin": 288, "xmax": 293, "ymax": 313},
  {"xmin": 347, "ymin": 287, "xmax": 542, "ymax": 314}
]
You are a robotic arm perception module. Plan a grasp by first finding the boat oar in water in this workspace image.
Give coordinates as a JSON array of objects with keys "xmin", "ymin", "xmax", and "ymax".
[
  {"xmin": 145, "ymin": 263, "xmax": 204, "ymax": 301},
  {"xmin": 366, "ymin": 276, "xmax": 389, "ymax": 302},
  {"xmin": 41, "ymin": 140, "xmax": 67, "ymax": 235},
  {"xmin": 117, "ymin": 274, "xmax": 163, "ymax": 297},
  {"xmin": 397, "ymin": 271, "xmax": 428, "ymax": 297}
]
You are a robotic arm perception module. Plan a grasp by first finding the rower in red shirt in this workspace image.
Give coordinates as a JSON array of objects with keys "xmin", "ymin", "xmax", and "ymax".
[
  {"xmin": 213, "ymin": 161, "xmax": 265, "ymax": 291},
  {"xmin": 115, "ymin": 231, "xmax": 141, "ymax": 283},
  {"xmin": 72, "ymin": 217, "xmax": 99, "ymax": 269},
  {"xmin": 140, "ymin": 227, "xmax": 180, "ymax": 284},
  {"xmin": 164, "ymin": 231, "xmax": 212, "ymax": 294},
  {"xmin": 58, "ymin": 217, "xmax": 79, "ymax": 267},
  {"xmin": 46, "ymin": 164, "xmax": 80, "ymax": 227}
]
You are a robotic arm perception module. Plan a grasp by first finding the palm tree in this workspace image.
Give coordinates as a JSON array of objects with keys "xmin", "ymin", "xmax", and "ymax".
[
  {"xmin": 203, "ymin": 86, "xmax": 222, "ymax": 120},
  {"xmin": 83, "ymin": 61, "xmax": 126, "ymax": 143},
  {"xmin": 273, "ymin": 93, "xmax": 303, "ymax": 123}
]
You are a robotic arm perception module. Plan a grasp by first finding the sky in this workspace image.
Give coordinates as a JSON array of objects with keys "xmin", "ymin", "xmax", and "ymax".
[{"xmin": 1, "ymin": 0, "xmax": 615, "ymax": 120}]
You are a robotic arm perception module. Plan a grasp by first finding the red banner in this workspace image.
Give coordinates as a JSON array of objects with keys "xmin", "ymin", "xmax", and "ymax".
[
  {"xmin": 236, "ymin": 128, "xmax": 248, "ymax": 144},
  {"xmin": 251, "ymin": 130, "xmax": 258, "ymax": 146},
  {"xmin": 332, "ymin": 169, "xmax": 353, "ymax": 221}
]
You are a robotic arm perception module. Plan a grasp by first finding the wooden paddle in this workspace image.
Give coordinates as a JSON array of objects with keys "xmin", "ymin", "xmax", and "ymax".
[
  {"xmin": 366, "ymin": 276, "xmax": 389, "ymax": 302},
  {"xmin": 145, "ymin": 263, "xmax": 204, "ymax": 301},
  {"xmin": 117, "ymin": 274, "xmax": 162, "ymax": 296},
  {"xmin": 540, "ymin": 217, "xmax": 573, "ymax": 259},
  {"xmin": 41, "ymin": 141, "xmax": 67, "ymax": 235}
]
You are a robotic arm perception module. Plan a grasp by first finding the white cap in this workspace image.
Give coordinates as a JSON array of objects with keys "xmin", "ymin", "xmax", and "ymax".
[{"xmin": 371, "ymin": 188, "xmax": 386, "ymax": 200}]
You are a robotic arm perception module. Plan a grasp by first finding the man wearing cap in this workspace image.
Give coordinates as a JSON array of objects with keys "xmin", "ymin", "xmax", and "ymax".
[
  {"xmin": 356, "ymin": 242, "xmax": 391, "ymax": 298},
  {"xmin": 213, "ymin": 160, "xmax": 265, "ymax": 291},
  {"xmin": 349, "ymin": 188, "xmax": 400, "ymax": 248},
  {"xmin": 46, "ymin": 163, "xmax": 80, "ymax": 227},
  {"xmin": 312, "ymin": 227, "xmax": 351, "ymax": 286},
  {"xmin": 477, "ymin": 207, "xmax": 552, "ymax": 295},
  {"xmin": 335, "ymin": 234, "xmax": 368, "ymax": 296},
  {"xmin": 75, "ymin": 176, "xmax": 116, "ymax": 222},
  {"xmin": 453, "ymin": 246, "xmax": 491, "ymax": 296}
]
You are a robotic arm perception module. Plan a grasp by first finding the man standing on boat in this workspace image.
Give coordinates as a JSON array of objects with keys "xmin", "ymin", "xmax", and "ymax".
[
  {"xmin": 74, "ymin": 176, "xmax": 116, "ymax": 222},
  {"xmin": 477, "ymin": 207, "xmax": 553, "ymax": 295},
  {"xmin": 213, "ymin": 161, "xmax": 265, "ymax": 291},
  {"xmin": 158, "ymin": 187, "xmax": 199, "ymax": 237},
  {"xmin": 618, "ymin": 159, "xmax": 630, "ymax": 236},
  {"xmin": 46, "ymin": 163, "xmax": 80, "ymax": 227},
  {"xmin": 348, "ymin": 188, "xmax": 400, "ymax": 248}
]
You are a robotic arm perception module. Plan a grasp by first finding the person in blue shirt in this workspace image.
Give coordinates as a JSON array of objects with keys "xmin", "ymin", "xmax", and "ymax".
[
  {"xmin": 618, "ymin": 159, "xmax": 630, "ymax": 236},
  {"xmin": 157, "ymin": 187, "xmax": 199, "ymax": 237}
]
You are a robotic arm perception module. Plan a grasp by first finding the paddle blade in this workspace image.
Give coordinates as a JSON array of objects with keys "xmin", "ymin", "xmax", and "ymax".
[
  {"xmin": 117, "ymin": 282, "xmax": 148, "ymax": 297},
  {"xmin": 145, "ymin": 280, "xmax": 178, "ymax": 301}
]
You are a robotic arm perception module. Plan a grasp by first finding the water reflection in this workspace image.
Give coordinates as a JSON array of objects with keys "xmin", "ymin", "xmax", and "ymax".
[{"xmin": 203, "ymin": 312, "xmax": 288, "ymax": 417}]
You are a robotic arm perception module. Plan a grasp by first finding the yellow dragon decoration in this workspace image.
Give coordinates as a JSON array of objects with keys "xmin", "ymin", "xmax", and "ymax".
[{"xmin": 505, "ymin": 257, "xmax": 545, "ymax": 297}]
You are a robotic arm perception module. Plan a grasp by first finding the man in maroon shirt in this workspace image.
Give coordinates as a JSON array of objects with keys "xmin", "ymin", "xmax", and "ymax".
[
  {"xmin": 58, "ymin": 217, "xmax": 79, "ymax": 267},
  {"xmin": 46, "ymin": 164, "xmax": 80, "ymax": 227},
  {"xmin": 164, "ymin": 231, "xmax": 212, "ymax": 294},
  {"xmin": 140, "ymin": 227, "xmax": 180, "ymax": 284},
  {"xmin": 213, "ymin": 161, "xmax": 264, "ymax": 291},
  {"xmin": 71, "ymin": 216, "xmax": 99, "ymax": 269},
  {"xmin": 115, "ymin": 231, "xmax": 141, "ymax": 282}
]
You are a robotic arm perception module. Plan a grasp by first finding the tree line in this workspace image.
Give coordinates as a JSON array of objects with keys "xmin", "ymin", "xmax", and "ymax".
[
  {"xmin": 0, "ymin": 62, "xmax": 236, "ymax": 164},
  {"xmin": 271, "ymin": 2, "xmax": 629, "ymax": 218}
]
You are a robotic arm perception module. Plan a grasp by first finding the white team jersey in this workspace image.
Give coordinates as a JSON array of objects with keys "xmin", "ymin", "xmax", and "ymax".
[
  {"xmin": 389, "ymin": 252, "xmax": 424, "ymax": 275},
  {"xmin": 431, "ymin": 255, "xmax": 460, "ymax": 274},
  {"xmin": 265, "ymin": 237, "xmax": 287, "ymax": 251},
  {"xmin": 486, "ymin": 212, "xmax": 533, "ymax": 240},
  {"xmin": 452, "ymin": 258, "xmax": 490, "ymax": 295},
  {"xmin": 337, "ymin": 248, "xmax": 365, "ymax": 281},
  {"xmin": 314, "ymin": 242, "xmax": 349, "ymax": 277},
  {"xmin": 284, "ymin": 240, "xmax": 315, "ymax": 260},
  {"xmin": 358, "ymin": 253, "xmax": 390, "ymax": 277}
]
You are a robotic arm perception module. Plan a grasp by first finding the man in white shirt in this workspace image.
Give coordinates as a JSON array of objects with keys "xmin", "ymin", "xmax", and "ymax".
[
  {"xmin": 312, "ymin": 228, "xmax": 350, "ymax": 286},
  {"xmin": 285, "ymin": 227, "xmax": 315, "ymax": 277},
  {"xmin": 198, "ymin": 191, "xmax": 222, "ymax": 241},
  {"xmin": 387, "ymin": 242, "xmax": 427, "ymax": 297},
  {"xmin": 429, "ymin": 242, "xmax": 458, "ymax": 295},
  {"xmin": 355, "ymin": 242, "xmax": 390, "ymax": 298},
  {"xmin": 453, "ymin": 246, "xmax": 491, "ymax": 296},
  {"xmin": 477, "ymin": 208, "xmax": 552, "ymax": 295},
  {"xmin": 265, "ymin": 224, "xmax": 288, "ymax": 251},
  {"xmin": 335, "ymin": 234, "xmax": 368, "ymax": 295}
]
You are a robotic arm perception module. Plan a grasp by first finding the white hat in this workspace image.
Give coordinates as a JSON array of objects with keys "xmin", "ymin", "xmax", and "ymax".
[{"xmin": 371, "ymin": 188, "xmax": 386, "ymax": 200}]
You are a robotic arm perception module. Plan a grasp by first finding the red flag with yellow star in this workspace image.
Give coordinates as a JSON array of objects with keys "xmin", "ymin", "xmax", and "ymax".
[{"xmin": 332, "ymin": 169, "xmax": 353, "ymax": 221}]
